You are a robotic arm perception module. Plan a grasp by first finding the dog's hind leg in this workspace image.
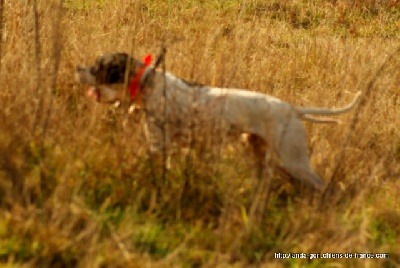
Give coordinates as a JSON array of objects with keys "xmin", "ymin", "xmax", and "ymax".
[{"xmin": 274, "ymin": 119, "xmax": 325, "ymax": 190}]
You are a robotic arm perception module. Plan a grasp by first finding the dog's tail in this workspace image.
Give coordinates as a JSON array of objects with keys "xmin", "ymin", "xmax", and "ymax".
[
  {"xmin": 301, "ymin": 115, "xmax": 340, "ymax": 124},
  {"xmin": 296, "ymin": 91, "xmax": 361, "ymax": 116}
]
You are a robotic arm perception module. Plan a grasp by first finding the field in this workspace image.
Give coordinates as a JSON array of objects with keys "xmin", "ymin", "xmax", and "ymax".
[{"xmin": 0, "ymin": 0, "xmax": 399, "ymax": 267}]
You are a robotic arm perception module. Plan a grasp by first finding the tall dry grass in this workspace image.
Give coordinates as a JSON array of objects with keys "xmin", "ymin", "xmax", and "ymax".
[{"xmin": 0, "ymin": 0, "xmax": 399, "ymax": 267}]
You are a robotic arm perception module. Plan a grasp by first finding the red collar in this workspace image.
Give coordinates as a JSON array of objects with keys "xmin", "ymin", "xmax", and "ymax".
[{"xmin": 128, "ymin": 54, "xmax": 152, "ymax": 100}]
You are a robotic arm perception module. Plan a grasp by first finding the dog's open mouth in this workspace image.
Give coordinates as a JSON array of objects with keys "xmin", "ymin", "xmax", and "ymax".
[
  {"xmin": 84, "ymin": 84, "xmax": 126, "ymax": 103},
  {"xmin": 86, "ymin": 86, "xmax": 99, "ymax": 101}
]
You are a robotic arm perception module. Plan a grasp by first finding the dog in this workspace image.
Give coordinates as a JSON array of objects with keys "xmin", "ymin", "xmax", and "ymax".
[{"xmin": 75, "ymin": 52, "xmax": 361, "ymax": 190}]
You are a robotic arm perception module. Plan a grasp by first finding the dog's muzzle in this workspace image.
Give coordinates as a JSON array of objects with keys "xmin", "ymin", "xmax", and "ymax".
[{"xmin": 75, "ymin": 65, "xmax": 97, "ymax": 85}]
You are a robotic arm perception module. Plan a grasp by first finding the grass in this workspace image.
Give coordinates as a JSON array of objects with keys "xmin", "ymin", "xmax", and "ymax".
[{"xmin": 0, "ymin": 0, "xmax": 400, "ymax": 267}]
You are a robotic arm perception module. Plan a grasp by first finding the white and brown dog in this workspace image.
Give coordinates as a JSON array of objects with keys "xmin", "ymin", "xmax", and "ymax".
[{"xmin": 75, "ymin": 52, "xmax": 360, "ymax": 190}]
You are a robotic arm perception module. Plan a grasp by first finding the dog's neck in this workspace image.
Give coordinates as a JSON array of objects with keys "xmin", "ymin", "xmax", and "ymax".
[{"xmin": 128, "ymin": 55, "xmax": 153, "ymax": 101}]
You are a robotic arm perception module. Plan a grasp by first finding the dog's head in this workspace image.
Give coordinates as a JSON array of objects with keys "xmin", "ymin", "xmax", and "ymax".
[{"xmin": 75, "ymin": 53, "xmax": 144, "ymax": 103}]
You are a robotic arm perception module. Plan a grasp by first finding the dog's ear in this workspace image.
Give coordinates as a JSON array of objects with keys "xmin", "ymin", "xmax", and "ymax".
[{"xmin": 92, "ymin": 53, "xmax": 140, "ymax": 84}]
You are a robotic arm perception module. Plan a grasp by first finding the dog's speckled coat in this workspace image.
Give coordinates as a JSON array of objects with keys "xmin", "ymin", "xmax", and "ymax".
[{"xmin": 75, "ymin": 53, "xmax": 360, "ymax": 189}]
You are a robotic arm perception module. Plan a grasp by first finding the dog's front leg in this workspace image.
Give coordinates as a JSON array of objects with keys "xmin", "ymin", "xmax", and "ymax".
[{"xmin": 143, "ymin": 118, "xmax": 173, "ymax": 170}]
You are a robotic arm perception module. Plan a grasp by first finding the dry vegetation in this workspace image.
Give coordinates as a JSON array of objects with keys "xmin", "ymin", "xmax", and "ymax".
[{"xmin": 0, "ymin": 0, "xmax": 399, "ymax": 267}]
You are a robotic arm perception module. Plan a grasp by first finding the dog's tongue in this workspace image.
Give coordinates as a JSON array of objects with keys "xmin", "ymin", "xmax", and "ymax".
[{"xmin": 86, "ymin": 86, "xmax": 99, "ymax": 101}]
